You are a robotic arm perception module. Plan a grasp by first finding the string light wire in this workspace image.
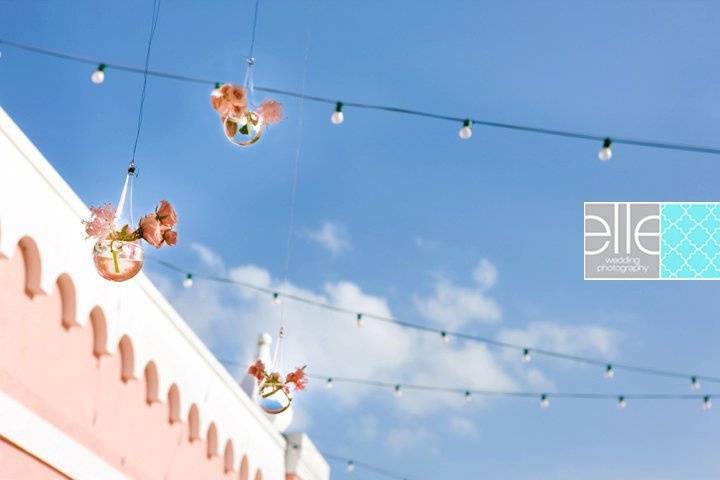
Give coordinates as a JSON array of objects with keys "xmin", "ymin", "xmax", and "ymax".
[
  {"xmin": 2, "ymin": 38, "xmax": 720, "ymax": 156},
  {"xmin": 219, "ymin": 358, "xmax": 716, "ymax": 405},
  {"xmin": 150, "ymin": 257, "xmax": 720, "ymax": 386}
]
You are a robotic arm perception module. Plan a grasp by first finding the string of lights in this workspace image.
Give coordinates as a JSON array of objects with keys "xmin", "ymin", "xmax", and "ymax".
[
  {"xmin": 219, "ymin": 357, "xmax": 714, "ymax": 410},
  {"xmin": 151, "ymin": 257, "xmax": 720, "ymax": 389},
  {"xmin": 2, "ymin": 38, "xmax": 720, "ymax": 159},
  {"xmin": 322, "ymin": 452, "xmax": 413, "ymax": 480}
]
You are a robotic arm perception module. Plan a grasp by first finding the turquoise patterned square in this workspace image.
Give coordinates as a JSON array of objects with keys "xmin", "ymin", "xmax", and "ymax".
[{"xmin": 661, "ymin": 204, "xmax": 720, "ymax": 278}]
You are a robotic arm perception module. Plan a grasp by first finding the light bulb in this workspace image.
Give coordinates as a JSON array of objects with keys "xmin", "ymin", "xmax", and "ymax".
[
  {"xmin": 522, "ymin": 348, "xmax": 531, "ymax": 363},
  {"xmin": 691, "ymin": 376, "xmax": 701, "ymax": 391},
  {"xmin": 540, "ymin": 394, "xmax": 550, "ymax": 408},
  {"xmin": 617, "ymin": 396, "xmax": 627, "ymax": 409},
  {"xmin": 464, "ymin": 391, "xmax": 472, "ymax": 403},
  {"xmin": 91, "ymin": 64, "xmax": 106, "ymax": 84},
  {"xmin": 331, "ymin": 102, "xmax": 344, "ymax": 125},
  {"xmin": 346, "ymin": 461, "xmax": 355, "ymax": 472},
  {"xmin": 356, "ymin": 313, "xmax": 364, "ymax": 327},
  {"xmin": 441, "ymin": 331, "xmax": 450, "ymax": 344},
  {"xmin": 598, "ymin": 137, "xmax": 612, "ymax": 161},
  {"xmin": 211, "ymin": 82, "xmax": 222, "ymax": 98},
  {"xmin": 272, "ymin": 292, "xmax": 281, "ymax": 305},
  {"xmin": 325, "ymin": 378, "xmax": 334, "ymax": 389},
  {"xmin": 458, "ymin": 119, "xmax": 472, "ymax": 140},
  {"xmin": 604, "ymin": 364, "xmax": 615, "ymax": 379},
  {"xmin": 394, "ymin": 385, "xmax": 403, "ymax": 398},
  {"xmin": 703, "ymin": 396, "xmax": 712, "ymax": 410},
  {"xmin": 182, "ymin": 273, "xmax": 193, "ymax": 288}
]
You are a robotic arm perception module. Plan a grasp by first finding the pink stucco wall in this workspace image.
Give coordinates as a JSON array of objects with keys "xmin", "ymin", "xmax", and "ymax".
[{"xmin": 0, "ymin": 239, "xmax": 261, "ymax": 479}]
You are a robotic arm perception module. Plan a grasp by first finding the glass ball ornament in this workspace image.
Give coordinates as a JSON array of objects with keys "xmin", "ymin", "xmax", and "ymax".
[
  {"xmin": 223, "ymin": 111, "xmax": 265, "ymax": 147},
  {"xmin": 93, "ymin": 239, "xmax": 144, "ymax": 282},
  {"xmin": 258, "ymin": 381, "xmax": 293, "ymax": 415}
]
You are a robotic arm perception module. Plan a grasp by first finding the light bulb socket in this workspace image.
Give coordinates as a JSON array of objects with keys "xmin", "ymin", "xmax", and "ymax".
[
  {"xmin": 603, "ymin": 137, "xmax": 612, "ymax": 149},
  {"xmin": 214, "ymin": 82, "xmax": 221, "ymax": 89},
  {"xmin": 463, "ymin": 119, "xmax": 472, "ymax": 128},
  {"xmin": 186, "ymin": 273, "xmax": 193, "ymax": 280},
  {"xmin": 97, "ymin": 63, "xmax": 106, "ymax": 72},
  {"xmin": 335, "ymin": 101, "xmax": 343, "ymax": 112}
]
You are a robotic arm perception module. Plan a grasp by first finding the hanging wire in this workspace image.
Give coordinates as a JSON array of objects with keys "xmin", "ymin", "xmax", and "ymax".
[
  {"xmin": 322, "ymin": 452, "xmax": 413, "ymax": 480},
  {"xmin": 150, "ymin": 257, "xmax": 720, "ymax": 386},
  {"xmin": 219, "ymin": 358, "xmax": 717, "ymax": 403},
  {"xmin": 2, "ymin": 37, "xmax": 720, "ymax": 156},
  {"xmin": 129, "ymin": 0, "xmax": 162, "ymax": 168}
]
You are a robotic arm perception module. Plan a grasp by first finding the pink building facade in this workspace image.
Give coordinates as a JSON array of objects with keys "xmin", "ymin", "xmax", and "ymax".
[{"xmin": 0, "ymin": 107, "xmax": 329, "ymax": 480}]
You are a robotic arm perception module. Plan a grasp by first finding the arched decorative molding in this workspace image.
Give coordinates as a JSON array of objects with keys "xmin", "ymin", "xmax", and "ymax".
[
  {"xmin": 224, "ymin": 439, "xmax": 235, "ymax": 473},
  {"xmin": 188, "ymin": 403, "xmax": 200, "ymax": 442},
  {"xmin": 18, "ymin": 236, "xmax": 42, "ymax": 297},
  {"xmin": 89, "ymin": 306, "xmax": 108, "ymax": 357},
  {"xmin": 118, "ymin": 335, "xmax": 135, "ymax": 382},
  {"xmin": 167, "ymin": 383, "xmax": 181, "ymax": 424},
  {"xmin": 239, "ymin": 455, "xmax": 249, "ymax": 480},
  {"xmin": 144, "ymin": 361, "xmax": 159, "ymax": 404},
  {"xmin": 206, "ymin": 422, "xmax": 218, "ymax": 458},
  {"xmin": 56, "ymin": 273, "xmax": 78, "ymax": 328},
  {"xmin": 254, "ymin": 469, "xmax": 263, "ymax": 480}
]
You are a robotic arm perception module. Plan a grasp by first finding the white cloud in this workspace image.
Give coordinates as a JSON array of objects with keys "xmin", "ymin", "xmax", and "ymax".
[
  {"xmin": 413, "ymin": 259, "xmax": 502, "ymax": 330},
  {"xmin": 498, "ymin": 321, "xmax": 618, "ymax": 360},
  {"xmin": 473, "ymin": 258, "xmax": 498, "ymax": 288},
  {"xmin": 306, "ymin": 221, "xmax": 351, "ymax": 257},
  {"xmin": 190, "ymin": 242, "xmax": 225, "ymax": 271},
  {"xmin": 385, "ymin": 426, "xmax": 434, "ymax": 454},
  {"xmin": 448, "ymin": 416, "xmax": 478, "ymax": 438}
]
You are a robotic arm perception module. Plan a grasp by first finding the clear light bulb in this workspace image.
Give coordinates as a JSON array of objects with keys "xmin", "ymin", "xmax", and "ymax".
[
  {"xmin": 459, "ymin": 119, "xmax": 473, "ymax": 140},
  {"xmin": 182, "ymin": 273, "xmax": 193, "ymax": 288},
  {"xmin": 331, "ymin": 102, "xmax": 344, "ymax": 125},
  {"xmin": 394, "ymin": 385, "xmax": 403, "ymax": 398},
  {"xmin": 598, "ymin": 138, "xmax": 613, "ymax": 161},
  {"xmin": 540, "ymin": 394, "xmax": 550, "ymax": 408},
  {"xmin": 441, "ymin": 331, "xmax": 450, "ymax": 344},
  {"xmin": 604, "ymin": 364, "xmax": 615, "ymax": 379},
  {"xmin": 691, "ymin": 377, "xmax": 701, "ymax": 391},
  {"xmin": 91, "ymin": 65, "xmax": 106, "ymax": 85},
  {"xmin": 356, "ymin": 313, "xmax": 364, "ymax": 327},
  {"xmin": 325, "ymin": 378, "xmax": 334, "ymax": 389},
  {"xmin": 346, "ymin": 461, "xmax": 355, "ymax": 472},
  {"xmin": 211, "ymin": 83, "xmax": 222, "ymax": 98},
  {"xmin": 522, "ymin": 348, "xmax": 532, "ymax": 363},
  {"xmin": 617, "ymin": 396, "xmax": 627, "ymax": 409},
  {"xmin": 703, "ymin": 396, "xmax": 712, "ymax": 410},
  {"xmin": 272, "ymin": 292, "xmax": 282, "ymax": 305},
  {"xmin": 464, "ymin": 391, "xmax": 472, "ymax": 403}
]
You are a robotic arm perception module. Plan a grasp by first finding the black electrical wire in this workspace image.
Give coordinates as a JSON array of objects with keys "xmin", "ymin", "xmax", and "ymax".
[
  {"xmin": 220, "ymin": 357, "xmax": 714, "ymax": 402},
  {"xmin": 1, "ymin": 38, "xmax": 719, "ymax": 156},
  {"xmin": 151, "ymin": 258, "xmax": 720, "ymax": 386},
  {"xmin": 322, "ymin": 452, "xmax": 413, "ymax": 480}
]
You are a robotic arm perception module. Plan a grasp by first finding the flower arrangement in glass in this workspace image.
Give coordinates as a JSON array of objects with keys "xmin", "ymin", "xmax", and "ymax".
[
  {"xmin": 84, "ymin": 199, "xmax": 177, "ymax": 282},
  {"xmin": 210, "ymin": 83, "xmax": 283, "ymax": 147},
  {"xmin": 248, "ymin": 360, "xmax": 306, "ymax": 415}
]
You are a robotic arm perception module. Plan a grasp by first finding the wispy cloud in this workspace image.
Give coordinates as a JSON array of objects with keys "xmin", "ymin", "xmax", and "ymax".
[
  {"xmin": 306, "ymin": 221, "xmax": 352, "ymax": 257},
  {"xmin": 448, "ymin": 416, "xmax": 479, "ymax": 438},
  {"xmin": 413, "ymin": 259, "xmax": 502, "ymax": 330},
  {"xmin": 385, "ymin": 426, "xmax": 435, "ymax": 454}
]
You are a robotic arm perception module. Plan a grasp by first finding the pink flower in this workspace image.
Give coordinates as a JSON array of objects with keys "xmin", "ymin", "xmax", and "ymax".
[
  {"xmin": 155, "ymin": 200, "xmax": 177, "ymax": 227},
  {"xmin": 211, "ymin": 84, "xmax": 247, "ymax": 120},
  {"xmin": 248, "ymin": 359, "xmax": 265, "ymax": 382},
  {"xmin": 258, "ymin": 99, "xmax": 283, "ymax": 124},
  {"xmin": 163, "ymin": 229, "xmax": 177, "ymax": 246},
  {"xmin": 84, "ymin": 203, "xmax": 116, "ymax": 239},
  {"xmin": 139, "ymin": 214, "xmax": 164, "ymax": 248},
  {"xmin": 286, "ymin": 366, "xmax": 307, "ymax": 391}
]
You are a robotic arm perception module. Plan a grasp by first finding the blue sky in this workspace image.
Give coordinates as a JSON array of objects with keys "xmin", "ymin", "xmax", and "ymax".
[{"xmin": 2, "ymin": 1, "xmax": 720, "ymax": 479}]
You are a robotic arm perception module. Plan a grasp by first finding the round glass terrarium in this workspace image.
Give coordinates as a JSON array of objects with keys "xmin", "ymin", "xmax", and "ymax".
[
  {"xmin": 223, "ymin": 110, "xmax": 265, "ymax": 147},
  {"xmin": 93, "ymin": 239, "xmax": 144, "ymax": 282},
  {"xmin": 258, "ymin": 380, "xmax": 293, "ymax": 415}
]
